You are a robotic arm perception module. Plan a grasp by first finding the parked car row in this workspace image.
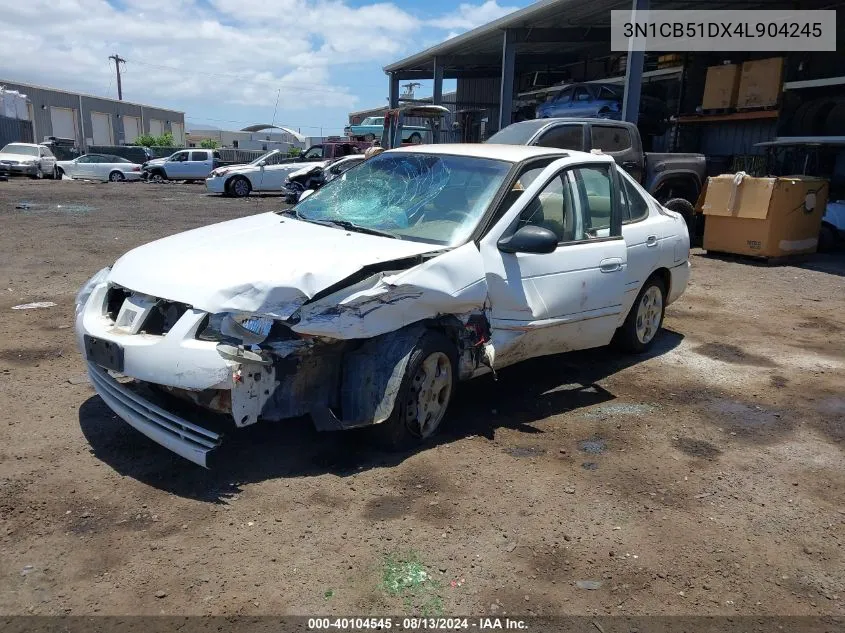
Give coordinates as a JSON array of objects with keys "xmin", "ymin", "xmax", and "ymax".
[{"xmin": 0, "ymin": 142, "xmax": 59, "ymax": 179}]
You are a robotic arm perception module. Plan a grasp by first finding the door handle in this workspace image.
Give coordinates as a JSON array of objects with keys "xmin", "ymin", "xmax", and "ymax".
[
  {"xmin": 646, "ymin": 235, "xmax": 658, "ymax": 248},
  {"xmin": 600, "ymin": 257, "xmax": 623, "ymax": 273}
]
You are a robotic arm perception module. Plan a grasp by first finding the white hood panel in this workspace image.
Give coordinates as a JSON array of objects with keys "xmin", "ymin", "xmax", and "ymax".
[{"xmin": 108, "ymin": 212, "xmax": 443, "ymax": 318}]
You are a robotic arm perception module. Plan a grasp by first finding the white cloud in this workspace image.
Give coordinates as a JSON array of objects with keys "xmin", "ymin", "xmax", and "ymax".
[
  {"xmin": 427, "ymin": 1, "xmax": 519, "ymax": 32},
  {"xmin": 0, "ymin": 0, "xmax": 521, "ymax": 125}
]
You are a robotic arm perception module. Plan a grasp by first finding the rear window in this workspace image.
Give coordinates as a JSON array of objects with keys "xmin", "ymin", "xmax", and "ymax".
[
  {"xmin": 535, "ymin": 125, "xmax": 583, "ymax": 151},
  {"xmin": 191, "ymin": 151, "xmax": 210, "ymax": 161},
  {"xmin": 590, "ymin": 126, "xmax": 633, "ymax": 153},
  {"xmin": 486, "ymin": 121, "xmax": 549, "ymax": 145}
]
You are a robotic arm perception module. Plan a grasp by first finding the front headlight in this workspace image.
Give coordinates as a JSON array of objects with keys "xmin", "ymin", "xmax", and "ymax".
[
  {"xmin": 22, "ymin": 159, "xmax": 38, "ymax": 165},
  {"xmin": 212, "ymin": 168, "xmax": 230, "ymax": 177},
  {"xmin": 197, "ymin": 313, "xmax": 274, "ymax": 344},
  {"xmin": 75, "ymin": 267, "xmax": 111, "ymax": 310}
]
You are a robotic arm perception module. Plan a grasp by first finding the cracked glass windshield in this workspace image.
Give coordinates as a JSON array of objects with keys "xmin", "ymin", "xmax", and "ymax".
[{"xmin": 291, "ymin": 152, "xmax": 512, "ymax": 245}]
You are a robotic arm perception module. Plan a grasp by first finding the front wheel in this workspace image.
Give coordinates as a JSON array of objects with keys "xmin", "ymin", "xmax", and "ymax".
[
  {"xmin": 109, "ymin": 170, "xmax": 125, "ymax": 182},
  {"xmin": 373, "ymin": 331, "xmax": 457, "ymax": 451},
  {"xmin": 408, "ymin": 132, "xmax": 422, "ymax": 145},
  {"xmin": 228, "ymin": 175, "xmax": 251, "ymax": 198},
  {"xmin": 148, "ymin": 171, "xmax": 165, "ymax": 183},
  {"xmin": 613, "ymin": 277, "xmax": 666, "ymax": 354},
  {"xmin": 364, "ymin": 133, "xmax": 376, "ymax": 142},
  {"xmin": 31, "ymin": 164, "xmax": 44, "ymax": 180}
]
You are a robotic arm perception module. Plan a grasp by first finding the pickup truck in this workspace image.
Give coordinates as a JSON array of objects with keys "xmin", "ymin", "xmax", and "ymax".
[
  {"xmin": 142, "ymin": 149, "xmax": 223, "ymax": 182},
  {"xmin": 487, "ymin": 118, "xmax": 706, "ymax": 230}
]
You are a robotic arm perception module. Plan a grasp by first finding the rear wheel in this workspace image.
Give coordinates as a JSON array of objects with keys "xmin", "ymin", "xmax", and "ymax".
[
  {"xmin": 228, "ymin": 175, "xmax": 251, "ymax": 198},
  {"xmin": 364, "ymin": 133, "xmax": 376, "ymax": 142},
  {"xmin": 108, "ymin": 170, "xmax": 125, "ymax": 182},
  {"xmin": 373, "ymin": 331, "xmax": 457, "ymax": 451},
  {"xmin": 408, "ymin": 132, "xmax": 422, "ymax": 145},
  {"xmin": 819, "ymin": 222, "xmax": 840, "ymax": 253},
  {"xmin": 614, "ymin": 276, "xmax": 666, "ymax": 354}
]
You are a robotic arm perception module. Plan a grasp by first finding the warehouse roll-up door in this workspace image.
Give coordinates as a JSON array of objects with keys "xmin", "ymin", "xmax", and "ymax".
[
  {"xmin": 171, "ymin": 122, "xmax": 184, "ymax": 146},
  {"xmin": 91, "ymin": 112, "xmax": 113, "ymax": 145},
  {"xmin": 149, "ymin": 119, "xmax": 164, "ymax": 136},
  {"xmin": 50, "ymin": 107, "xmax": 77, "ymax": 142},
  {"xmin": 123, "ymin": 116, "xmax": 140, "ymax": 143}
]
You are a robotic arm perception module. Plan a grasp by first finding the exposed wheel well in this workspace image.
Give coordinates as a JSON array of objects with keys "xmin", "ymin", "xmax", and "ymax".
[
  {"xmin": 649, "ymin": 267, "xmax": 671, "ymax": 300},
  {"xmin": 653, "ymin": 176, "xmax": 700, "ymax": 205}
]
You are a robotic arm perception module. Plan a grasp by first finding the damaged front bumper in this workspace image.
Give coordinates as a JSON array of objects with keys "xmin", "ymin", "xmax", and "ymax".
[{"xmin": 87, "ymin": 363, "xmax": 222, "ymax": 467}]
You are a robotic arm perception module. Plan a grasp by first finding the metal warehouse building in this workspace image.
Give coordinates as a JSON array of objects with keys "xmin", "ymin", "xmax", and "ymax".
[
  {"xmin": 0, "ymin": 80, "xmax": 185, "ymax": 151},
  {"xmin": 383, "ymin": 0, "xmax": 845, "ymax": 159}
]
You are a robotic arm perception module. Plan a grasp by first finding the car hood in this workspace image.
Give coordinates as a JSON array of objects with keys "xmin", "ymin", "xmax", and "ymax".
[
  {"xmin": 0, "ymin": 152, "xmax": 38, "ymax": 162},
  {"xmin": 108, "ymin": 211, "xmax": 443, "ymax": 318},
  {"xmin": 144, "ymin": 157, "xmax": 167, "ymax": 167}
]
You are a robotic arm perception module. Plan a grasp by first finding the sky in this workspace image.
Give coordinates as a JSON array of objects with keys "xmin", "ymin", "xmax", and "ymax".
[{"xmin": 0, "ymin": 0, "xmax": 534, "ymax": 137}]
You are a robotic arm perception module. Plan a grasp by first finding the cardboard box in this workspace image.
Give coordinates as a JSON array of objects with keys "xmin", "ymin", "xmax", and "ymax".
[
  {"xmin": 736, "ymin": 57, "xmax": 784, "ymax": 109},
  {"xmin": 702, "ymin": 64, "xmax": 741, "ymax": 110},
  {"xmin": 702, "ymin": 174, "xmax": 829, "ymax": 258}
]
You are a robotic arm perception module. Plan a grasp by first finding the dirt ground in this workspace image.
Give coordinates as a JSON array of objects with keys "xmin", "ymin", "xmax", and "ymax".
[{"xmin": 0, "ymin": 178, "xmax": 843, "ymax": 618}]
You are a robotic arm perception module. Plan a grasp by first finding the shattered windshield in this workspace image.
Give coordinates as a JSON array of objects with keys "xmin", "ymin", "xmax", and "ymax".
[{"xmin": 292, "ymin": 152, "xmax": 512, "ymax": 245}]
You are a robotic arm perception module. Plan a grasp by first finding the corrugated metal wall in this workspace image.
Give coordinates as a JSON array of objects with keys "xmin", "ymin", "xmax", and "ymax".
[
  {"xmin": 0, "ymin": 115, "xmax": 33, "ymax": 146},
  {"xmin": 0, "ymin": 81, "xmax": 184, "ymax": 151},
  {"xmin": 697, "ymin": 120, "xmax": 778, "ymax": 156},
  {"xmin": 456, "ymin": 77, "xmax": 501, "ymax": 133}
]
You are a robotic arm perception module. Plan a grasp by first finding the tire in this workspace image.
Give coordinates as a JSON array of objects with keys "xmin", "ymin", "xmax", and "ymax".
[
  {"xmin": 408, "ymin": 132, "xmax": 422, "ymax": 145},
  {"xmin": 51, "ymin": 166, "xmax": 59, "ymax": 180},
  {"xmin": 824, "ymin": 102, "xmax": 845, "ymax": 136},
  {"xmin": 373, "ymin": 331, "xmax": 458, "ymax": 451},
  {"xmin": 56, "ymin": 167, "xmax": 65, "ymax": 179},
  {"xmin": 364, "ymin": 133, "xmax": 376, "ymax": 142},
  {"xmin": 228, "ymin": 175, "xmax": 251, "ymax": 198},
  {"xmin": 31, "ymin": 164, "xmax": 44, "ymax": 180},
  {"xmin": 149, "ymin": 171, "xmax": 165, "ymax": 183},
  {"xmin": 613, "ymin": 276, "xmax": 666, "ymax": 354},
  {"xmin": 108, "ymin": 170, "xmax": 125, "ymax": 182},
  {"xmin": 664, "ymin": 198, "xmax": 697, "ymax": 238}
]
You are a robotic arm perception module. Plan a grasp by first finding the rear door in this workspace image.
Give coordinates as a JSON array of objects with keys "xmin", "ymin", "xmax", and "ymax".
[
  {"xmin": 569, "ymin": 86, "xmax": 596, "ymax": 117},
  {"xmin": 189, "ymin": 150, "xmax": 213, "ymax": 178},
  {"xmin": 479, "ymin": 157, "xmax": 628, "ymax": 368}
]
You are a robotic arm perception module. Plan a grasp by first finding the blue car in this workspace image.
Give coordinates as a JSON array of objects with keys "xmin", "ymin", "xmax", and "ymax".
[{"xmin": 535, "ymin": 83, "xmax": 668, "ymax": 135}]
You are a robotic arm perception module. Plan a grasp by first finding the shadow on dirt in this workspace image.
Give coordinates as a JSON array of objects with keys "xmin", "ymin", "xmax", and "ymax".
[
  {"xmin": 79, "ymin": 330, "xmax": 684, "ymax": 502},
  {"xmin": 701, "ymin": 250, "xmax": 845, "ymax": 278}
]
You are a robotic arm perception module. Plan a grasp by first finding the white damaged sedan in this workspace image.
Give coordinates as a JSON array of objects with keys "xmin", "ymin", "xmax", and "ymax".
[{"xmin": 76, "ymin": 144, "xmax": 690, "ymax": 467}]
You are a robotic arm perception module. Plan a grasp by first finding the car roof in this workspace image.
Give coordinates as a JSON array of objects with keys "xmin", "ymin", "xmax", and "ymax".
[{"xmin": 389, "ymin": 143, "xmax": 567, "ymax": 163}]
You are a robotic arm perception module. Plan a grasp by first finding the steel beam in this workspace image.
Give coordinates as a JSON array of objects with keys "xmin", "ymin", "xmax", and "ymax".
[
  {"xmin": 433, "ymin": 57, "xmax": 444, "ymax": 105},
  {"xmin": 388, "ymin": 73, "xmax": 400, "ymax": 109},
  {"xmin": 499, "ymin": 28, "xmax": 516, "ymax": 131},
  {"xmin": 621, "ymin": 0, "xmax": 648, "ymax": 125}
]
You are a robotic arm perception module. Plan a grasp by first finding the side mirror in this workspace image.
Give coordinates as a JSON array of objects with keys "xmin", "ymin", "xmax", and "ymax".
[
  {"xmin": 258, "ymin": 160, "xmax": 267, "ymax": 167},
  {"xmin": 497, "ymin": 225, "xmax": 558, "ymax": 254},
  {"xmin": 299, "ymin": 189, "xmax": 315, "ymax": 202}
]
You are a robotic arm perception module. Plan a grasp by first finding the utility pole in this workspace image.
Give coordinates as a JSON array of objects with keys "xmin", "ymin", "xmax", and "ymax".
[{"xmin": 108, "ymin": 54, "xmax": 126, "ymax": 100}]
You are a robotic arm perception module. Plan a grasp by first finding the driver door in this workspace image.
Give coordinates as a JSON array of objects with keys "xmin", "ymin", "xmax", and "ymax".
[
  {"xmin": 71, "ymin": 155, "xmax": 92, "ymax": 178},
  {"xmin": 164, "ymin": 151, "xmax": 189, "ymax": 179},
  {"xmin": 479, "ymin": 157, "xmax": 628, "ymax": 369}
]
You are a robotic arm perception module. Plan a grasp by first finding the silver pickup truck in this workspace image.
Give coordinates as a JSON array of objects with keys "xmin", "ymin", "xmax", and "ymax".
[{"xmin": 488, "ymin": 118, "xmax": 707, "ymax": 232}]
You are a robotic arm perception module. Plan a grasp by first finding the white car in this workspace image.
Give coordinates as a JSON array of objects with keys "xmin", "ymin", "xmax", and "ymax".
[
  {"xmin": 75, "ymin": 144, "xmax": 690, "ymax": 467},
  {"xmin": 0, "ymin": 142, "xmax": 58, "ymax": 179},
  {"xmin": 57, "ymin": 153, "xmax": 143, "ymax": 182},
  {"xmin": 284, "ymin": 154, "xmax": 367, "ymax": 203},
  {"xmin": 206, "ymin": 148, "xmax": 330, "ymax": 197}
]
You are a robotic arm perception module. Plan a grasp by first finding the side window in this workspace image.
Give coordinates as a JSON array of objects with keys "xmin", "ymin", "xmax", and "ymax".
[
  {"xmin": 535, "ymin": 125, "xmax": 583, "ymax": 150},
  {"xmin": 171, "ymin": 152, "xmax": 188, "ymax": 162},
  {"xmin": 493, "ymin": 159, "xmax": 555, "ymax": 224},
  {"xmin": 303, "ymin": 146, "xmax": 323, "ymax": 159},
  {"xmin": 516, "ymin": 174, "xmax": 572, "ymax": 243},
  {"xmin": 590, "ymin": 126, "xmax": 633, "ymax": 153},
  {"xmin": 554, "ymin": 87, "xmax": 573, "ymax": 104},
  {"xmin": 620, "ymin": 172, "xmax": 650, "ymax": 222},
  {"xmin": 191, "ymin": 151, "xmax": 209, "ymax": 161},
  {"xmin": 77, "ymin": 155, "xmax": 92, "ymax": 163},
  {"xmin": 571, "ymin": 165, "xmax": 616, "ymax": 236},
  {"xmin": 573, "ymin": 87, "xmax": 591, "ymax": 102}
]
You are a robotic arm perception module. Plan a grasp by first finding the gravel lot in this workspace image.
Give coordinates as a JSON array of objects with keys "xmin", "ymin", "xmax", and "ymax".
[{"xmin": 0, "ymin": 178, "xmax": 843, "ymax": 617}]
